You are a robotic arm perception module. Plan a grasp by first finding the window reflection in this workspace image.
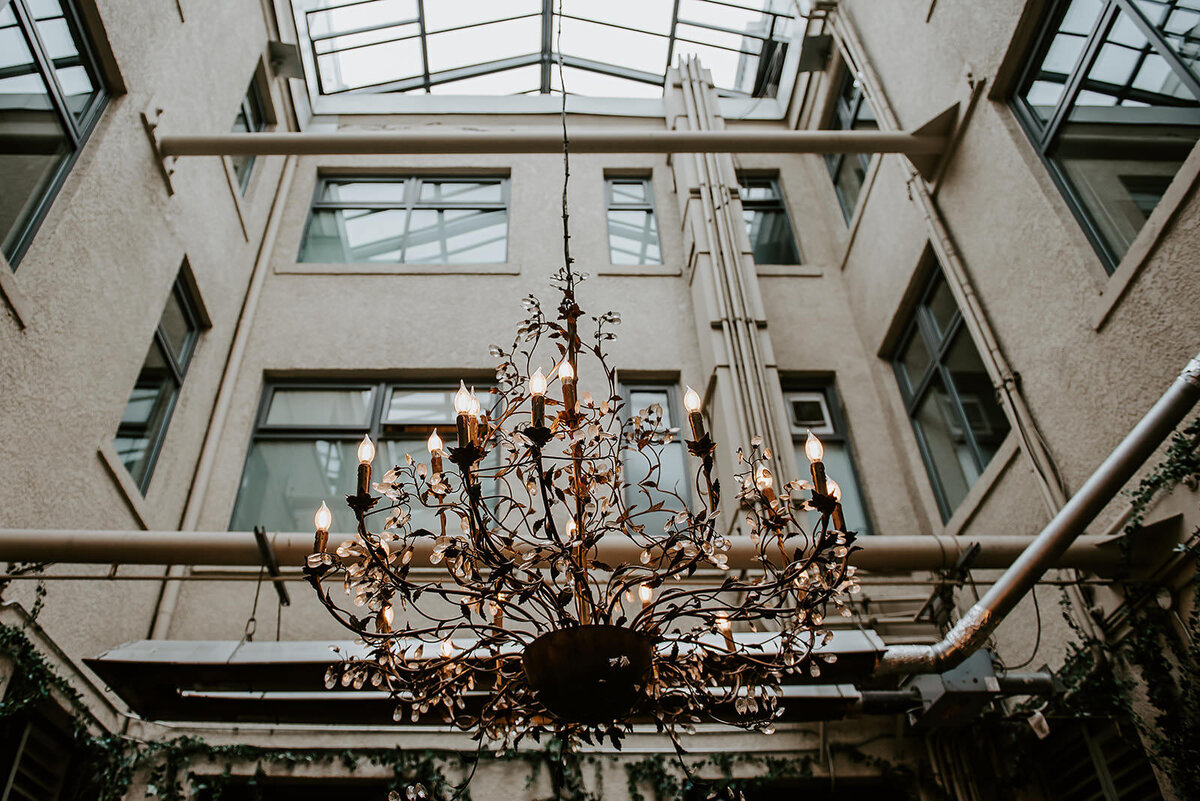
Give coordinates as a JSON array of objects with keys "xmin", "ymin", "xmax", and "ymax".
[
  {"xmin": 738, "ymin": 176, "xmax": 801, "ymax": 264},
  {"xmin": 300, "ymin": 177, "xmax": 509, "ymax": 264},
  {"xmin": 606, "ymin": 179, "xmax": 663, "ymax": 265}
]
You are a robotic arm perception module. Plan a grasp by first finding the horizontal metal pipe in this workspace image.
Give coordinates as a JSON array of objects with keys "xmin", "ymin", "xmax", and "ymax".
[
  {"xmin": 157, "ymin": 129, "xmax": 946, "ymax": 157},
  {"xmin": 876, "ymin": 352, "xmax": 1200, "ymax": 676},
  {"xmin": 0, "ymin": 530, "xmax": 1140, "ymax": 571}
]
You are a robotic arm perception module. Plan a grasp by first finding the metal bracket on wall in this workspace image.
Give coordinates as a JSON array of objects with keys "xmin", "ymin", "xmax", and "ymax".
[
  {"xmin": 908, "ymin": 102, "xmax": 960, "ymax": 181},
  {"xmin": 140, "ymin": 99, "xmax": 176, "ymax": 196},
  {"xmin": 253, "ymin": 526, "xmax": 291, "ymax": 607}
]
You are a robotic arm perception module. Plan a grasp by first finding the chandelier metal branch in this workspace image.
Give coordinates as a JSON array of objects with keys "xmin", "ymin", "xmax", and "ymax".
[
  {"xmin": 303, "ymin": 272, "xmax": 860, "ymax": 749},
  {"xmin": 302, "ymin": 1, "xmax": 860, "ymax": 770}
]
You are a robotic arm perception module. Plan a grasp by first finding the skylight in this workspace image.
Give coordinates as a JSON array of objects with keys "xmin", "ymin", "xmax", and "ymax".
[{"xmin": 293, "ymin": 0, "xmax": 800, "ymax": 100}]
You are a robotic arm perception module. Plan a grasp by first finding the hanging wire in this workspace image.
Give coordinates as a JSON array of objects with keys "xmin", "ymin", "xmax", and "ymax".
[{"xmin": 556, "ymin": 0, "xmax": 574, "ymax": 292}]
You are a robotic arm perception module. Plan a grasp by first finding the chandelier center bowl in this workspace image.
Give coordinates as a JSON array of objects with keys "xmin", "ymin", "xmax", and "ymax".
[{"xmin": 522, "ymin": 624, "xmax": 653, "ymax": 725}]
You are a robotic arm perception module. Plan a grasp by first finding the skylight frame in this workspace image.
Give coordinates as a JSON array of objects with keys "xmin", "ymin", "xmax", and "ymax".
[{"xmin": 284, "ymin": 0, "xmax": 808, "ymax": 117}]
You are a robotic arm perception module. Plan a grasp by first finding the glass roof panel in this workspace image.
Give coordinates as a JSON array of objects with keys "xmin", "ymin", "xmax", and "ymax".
[
  {"xmin": 555, "ymin": 16, "xmax": 669, "ymax": 76},
  {"xmin": 424, "ymin": 0, "xmax": 541, "ymax": 31},
  {"xmin": 550, "ymin": 66, "xmax": 665, "ymax": 98},
  {"xmin": 426, "ymin": 16, "xmax": 541, "ymax": 73},
  {"xmin": 427, "ymin": 64, "xmax": 543, "ymax": 95},
  {"xmin": 295, "ymin": 0, "xmax": 797, "ymax": 99}
]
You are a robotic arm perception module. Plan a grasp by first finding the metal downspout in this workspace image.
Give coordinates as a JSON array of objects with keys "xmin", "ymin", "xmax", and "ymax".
[
  {"xmin": 875, "ymin": 352, "xmax": 1200, "ymax": 675},
  {"xmin": 147, "ymin": 155, "xmax": 297, "ymax": 638}
]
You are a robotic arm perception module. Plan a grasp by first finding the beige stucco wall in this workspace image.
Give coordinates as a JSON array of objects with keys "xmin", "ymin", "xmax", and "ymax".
[{"xmin": 1, "ymin": 0, "xmax": 1198, "ymax": 797}]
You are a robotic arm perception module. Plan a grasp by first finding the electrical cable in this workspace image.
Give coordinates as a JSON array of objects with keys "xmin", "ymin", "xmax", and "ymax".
[{"xmin": 1003, "ymin": 582, "xmax": 1042, "ymax": 671}]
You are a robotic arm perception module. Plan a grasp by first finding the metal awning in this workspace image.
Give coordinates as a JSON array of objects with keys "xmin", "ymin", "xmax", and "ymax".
[{"xmin": 85, "ymin": 630, "xmax": 887, "ymax": 725}]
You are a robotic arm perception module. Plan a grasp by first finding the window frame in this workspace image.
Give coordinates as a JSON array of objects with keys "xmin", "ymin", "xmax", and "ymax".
[
  {"xmin": 231, "ymin": 76, "xmax": 268, "ymax": 194},
  {"xmin": 604, "ymin": 176, "xmax": 663, "ymax": 265},
  {"xmin": 299, "ymin": 175, "xmax": 511, "ymax": 264},
  {"xmin": 3, "ymin": 0, "xmax": 109, "ymax": 268},
  {"xmin": 115, "ymin": 274, "xmax": 203, "ymax": 493},
  {"xmin": 823, "ymin": 66, "xmax": 876, "ymax": 224},
  {"xmin": 230, "ymin": 380, "xmax": 497, "ymax": 530},
  {"xmin": 1010, "ymin": 0, "xmax": 1200, "ymax": 273},
  {"xmin": 736, "ymin": 174, "xmax": 803, "ymax": 265},
  {"xmin": 782, "ymin": 382, "xmax": 872, "ymax": 534},
  {"xmin": 892, "ymin": 272, "xmax": 1003, "ymax": 521}
]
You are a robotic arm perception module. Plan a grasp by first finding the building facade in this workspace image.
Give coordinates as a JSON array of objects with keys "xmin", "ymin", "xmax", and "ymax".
[{"xmin": 1, "ymin": 0, "xmax": 1199, "ymax": 798}]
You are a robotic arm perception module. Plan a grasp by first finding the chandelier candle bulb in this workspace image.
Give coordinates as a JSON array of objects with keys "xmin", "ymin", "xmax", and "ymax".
[
  {"xmin": 313, "ymin": 501, "xmax": 332, "ymax": 552},
  {"xmin": 826, "ymin": 479, "xmax": 846, "ymax": 531},
  {"xmin": 529, "ymin": 368, "xmax": 547, "ymax": 426},
  {"xmin": 804, "ymin": 431, "xmax": 829, "ymax": 495},
  {"xmin": 639, "ymin": 583, "xmax": 653, "ymax": 611},
  {"xmin": 717, "ymin": 613, "xmax": 734, "ymax": 652},
  {"xmin": 683, "ymin": 386, "xmax": 705, "ymax": 439},
  {"xmin": 468, "ymin": 389, "xmax": 481, "ymax": 444},
  {"xmin": 559, "ymin": 359, "xmax": 577, "ymax": 415},
  {"xmin": 357, "ymin": 435, "xmax": 375, "ymax": 496},
  {"xmin": 454, "ymin": 381, "xmax": 473, "ymax": 447},
  {"xmin": 440, "ymin": 639, "xmax": 454, "ymax": 659},
  {"xmin": 378, "ymin": 605, "xmax": 393, "ymax": 634},
  {"xmin": 427, "ymin": 430, "xmax": 444, "ymax": 473},
  {"xmin": 755, "ymin": 466, "xmax": 778, "ymax": 510}
]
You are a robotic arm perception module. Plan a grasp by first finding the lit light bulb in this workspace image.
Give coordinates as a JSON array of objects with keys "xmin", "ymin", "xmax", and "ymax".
[
  {"xmin": 357, "ymin": 434, "xmax": 375, "ymax": 464},
  {"xmin": 454, "ymin": 380, "xmax": 472, "ymax": 414},
  {"xmin": 558, "ymin": 359, "xmax": 574, "ymax": 382},
  {"xmin": 566, "ymin": 518, "xmax": 578, "ymax": 538},
  {"xmin": 826, "ymin": 478, "xmax": 842, "ymax": 502},
  {"xmin": 804, "ymin": 431, "xmax": 824, "ymax": 462},
  {"xmin": 683, "ymin": 386, "xmax": 702, "ymax": 413},
  {"xmin": 440, "ymin": 639, "xmax": 454, "ymax": 658},
  {"xmin": 427, "ymin": 429, "xmax": 444, "ymax": 454},
  {"xmin": 314, "ymin": 501, "xmax": 332, "ymax": 533},
  {"xmin": 755, "ymin": 466, "xmax": 773, "ymax": 490},
  {"xmin": 529, "ymin": 368, "xmax": 547, "ymax": 396},
  {"xmin": 382, "ymin": 604, "xmax": 394, "ymax": 628},
  {"xmin": 639, "ymin": 584, "xmax": 653, "ymax": 603},
  {"xmin": 717, "ymin": 612, "xmax": 731, "ymax": 632},
  {"xmin": 468, "ymin": 388, "xmax": 481, "ymax": 416}
]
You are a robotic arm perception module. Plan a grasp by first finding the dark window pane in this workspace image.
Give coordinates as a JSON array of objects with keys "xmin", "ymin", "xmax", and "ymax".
[
  {"xmin": 790, "ymin": 396, "xmax": 830, "ymax": 431},
  {"xmin": 1050, "ymin": 7, "xmax": 1200, "ymax": 262},
  {"xmin": 0, "ymin": 7, "xmax": 71, "ymax": 262},
  {"xmin": 384, "ymin": 389, "xmax": 459, "ymax": 424},
  {"xmin": 897, "ymin": 330, "xmax": 932, "ymax": 392},
  {"xmin": 913, "ymin": 374, "xmax": 977, "ymax": 515},
  {"xmin": 116, "ymin": 340, "xmax": 178, "ymax": 489},
  {"xmin": 1137, "ymin": 0, "xmax": 1200, "ymax": 79},
  {"xmin": 300, "ymin": 207, "xmax": 408, "ymax": 262},
  {"xmin": 404, "ymin": 208, "xmax": 507, "ymax": 263},
  {"xmin": 265, "ymin": 388, "xmax": 373, "ymax": 426},
  {"xmin": 739, "ymin": 180, "xmax": 780, "ymax": 201},
  {"xmin": 925, "ymin": 278, "xmax": 958, "ymax": 339},
  {"xmin": 833, "ymin": 158, "xmax": 868, "ymax": 222},
  {"xmin": 610, "ymin": 180, "xmax": 647, "ymax": 203},
  {"xmin": 418, "ymin": 180, "xmax": 503, "ymax": 204},
  {"xmin": 1020, "ymin": 0, "xmax": 1107, "ymax": 125},
  {"xmin": 158, "ymin": 287, "xmax": 195, "ymax": 366},
  {"xmin": 230, "ymin": 439, "xmax": 367, "ymax": 533},
  {"xmin": 29, "ymin": 0, "xmax": 100, "ymax": 122},
  {"xmin": 743, "ymin": 208, "xmax": 800, "ymax": 264},
  {"xmin": 320, "ymin": 179, "xmax": 408, "ymax": 204},
  {"xmin": 943, "ymin": 331, "xmax": 1010, "ymax": 464},
  {"xmin": 607, "ymin": 209, "xmax": 662, "ymax": 264}
]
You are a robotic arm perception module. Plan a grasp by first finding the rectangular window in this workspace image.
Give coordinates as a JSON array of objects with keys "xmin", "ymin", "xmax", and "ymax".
[
  {"xmin": 606, "ymin": 177, "xmax": 662, "ymax": 265},
  {"xmin": 893, "ymin": 271, "xmax": 1011, "ymax": 520},
  {"xmin": 1013, "ymin": 0, "xmax": 1200, "ymax": 271},
  {"xmin": 0, "ymin": 0, "xmax": 108, "ymax": 268},
  {"xmin": 738, "ymin": 176, "xmax": 802, "ymax": 264},
  {"xmin": 621, "ymin": 385, "xmax": 689, "ymax": 537},
  {"xmin": 115, "ymin": 273, "xmax": 202, "ymax": 493},
  {"xmin": 230, "ymin": 382, "xmax": 497, "ymax": 534},
  {"xmin": 784, "ymin": 385, "xmax": 871, "ymax": 534},
  {"xmin": 230, "ymin": 77, "xmax": 266, "ymax": 193},
  {"xmin": 298, "ymin": 176, "xmax": 509, "ymax": 265},
  {"xmin": 823, "ymin": 67, "xmax": 878, "ymax": 223}
]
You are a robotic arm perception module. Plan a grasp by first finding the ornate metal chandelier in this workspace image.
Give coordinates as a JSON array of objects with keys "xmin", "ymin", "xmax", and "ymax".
[
  {"xmin": 303, "ymin": 265, "xmax": 860, "ymax": 750},
  {"xmin": 302, "ymin": 1, "xmax": 860, "ymax": 766}
]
